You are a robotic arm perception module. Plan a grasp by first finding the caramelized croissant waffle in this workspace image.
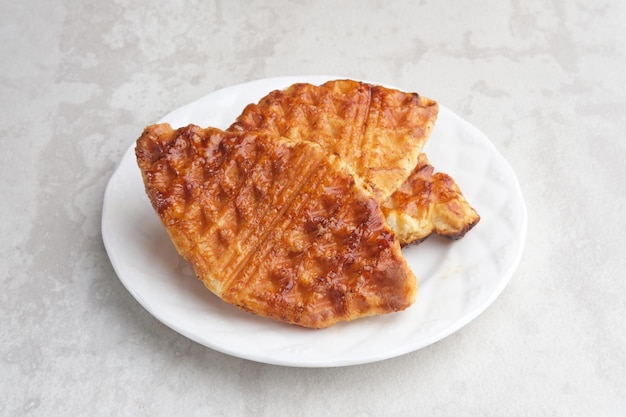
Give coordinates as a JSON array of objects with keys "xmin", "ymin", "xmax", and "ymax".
[
  {"xmin": 135, "ymin": 79, "xmax": 479, "ymax": 328},
  {"xmin": 228, "ymin": 79, "xmax": 479, "ymax": 245},
  {"xmin": 136, "ymin": 124, "xmax": 416, "ymax": 328},
  {"xmin": 229, "ymin": 79, "xmax": 438, "ymax": 201}
]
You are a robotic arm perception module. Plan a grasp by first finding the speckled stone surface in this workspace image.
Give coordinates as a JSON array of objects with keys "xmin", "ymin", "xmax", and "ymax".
[{"xmin": 1, "ymin": 0, "xmax": 625, "ymax": 415}]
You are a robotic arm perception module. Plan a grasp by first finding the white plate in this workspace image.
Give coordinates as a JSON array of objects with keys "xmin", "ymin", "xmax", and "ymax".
[{"xmin": 102, "ymin": 76, "xmax": 527, "ymax": 367}]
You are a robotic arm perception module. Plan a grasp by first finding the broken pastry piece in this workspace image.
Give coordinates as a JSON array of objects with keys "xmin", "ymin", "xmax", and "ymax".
[
  {"xmin": 382, "ymin": 154, "xmax": 481, "ymax": 246},
  {"xmin": 227, "ymin": 79, "xmax": 478, "ymax": 245},
  {"xmin": 228, "ymin": 79, "xmax": 439, "ymax": 201},
  {"xmin": 135, "ymin": 123, "xmax": 417, "ymax": 329}
]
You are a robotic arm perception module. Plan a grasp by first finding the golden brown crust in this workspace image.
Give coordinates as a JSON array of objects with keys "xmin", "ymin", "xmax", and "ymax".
[
  {"xmin": 382, "ymin": 154, "xmax": 481, "ymax": 246},
  {"xmin": 136, "ymin": 123, "xmax": 417, "ymax": 328},
  {"xmin": 228, "ymin": 79, "xmax": 439, "ymax": 200}
]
